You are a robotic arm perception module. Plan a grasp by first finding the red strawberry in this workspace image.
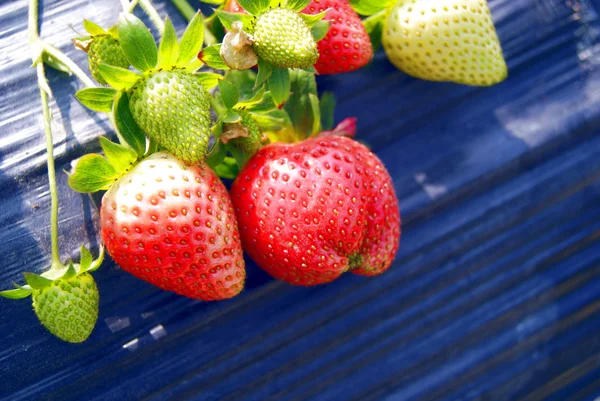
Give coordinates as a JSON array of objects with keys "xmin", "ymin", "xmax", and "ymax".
[
  {"xmin": 230, "ymin": 136, "xmax": 400, "ymax": 286},
  {"xmin": 100, "ymin": 152, "xmax": 245, "ymax": 300},
  {"xmin": 223, "ymin": 0, "xmax": 373, "ymax": 75}
]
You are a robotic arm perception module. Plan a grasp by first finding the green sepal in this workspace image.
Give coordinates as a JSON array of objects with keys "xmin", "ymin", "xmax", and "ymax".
[
  {"xmin": 62, "ymin": 263, "xmax": 78, "ymax": 280},
  {"xmin": 211, "ymin": 156, "xmax": 239, "ymax": 180},
  {"xmin": 283, "ymin": 69, "xmax": 317, "ymax": 138},
  {"xmin": 219, "ymin": 79, "xmax": 239, "ymax": 110},
  {"xmin": 311, "ymin": 20, "xmax": 331, "ymax": 42},
  {"xmin": 302, "ymin": 65, "xmax": 317, "ymax": 74},
  {"xmin": 268, "ymin": 68, "xmax": 290, "ymax": 106},
  {"xmin": 196, "ymin": 72, "xmax": 223, "ymax": 90},
  {"xmin": 300, "ymin": 9, "xmax": 328, "ymax": 28},
  {"xmin": 99, "ymin": 136, "xmax": 138, "ymax": 173},
  {"xmin": 236, "ymin": 87, "xmax": 267, "ymax": 110},
  {"xmin": 177, "ymin": 12, "xmax": 205, "ymax": 67},
  {"xmin": 76, "ymin": 87, "xmax": 117, "ymax": 112},
  {"xmin": 83, "ymin": 19, "xmax": 107, "ymax": 36},
  {"xmin": 349, "ymin": 0, "xmax": 395, "ymax": 16},
  {"xmin": 79, "ymin": 245, "xmax": 93, "ymax": 272},
  {"xmin": 113, "ymin": 91, "xmax": 147, "ymax": 157},
  {"xmin": 117, "ymin": 13, "xmax": 158, "ymax": 72},
  {"xmin": 223, "ymin": 109, "xmax": 242, "ymax": 123},
  {"xmin": 203, "ymin": 0, "xmax": 225, "ymax": 5},
  {"xmin": 97, "ymin": 63, "xmax": 141, "ymax": 90},
  {"xmin": 86, "ymin": 245, "xmax": 105, "ymax": 273},
  {"xmin": 245, "ymin": 91, "xmax": 276, "ymax": 113},
  {"xmin": 252, "ymin": 111, "xmax": 286, "ymax": 131},
  {"xmin": 308, "ymin": 93, "xmax": 321, "ymax": 135},
  {"xmin": 0, "ymin": 287, "xmax": 32, "ymax": 300},
  {"xmin": 286, "ymin": 0, "xmax": 312, "ymax": 12},
  {"xmin": 225, "ymin": 69, "xmax": 259, "ymax": 100},
  {"xmin": 229, "ymin": 145, "xmax": 251, "ymax": 170},
  {"xmin": 23, "ymin": 273, "xmax": 53, "ymax": 290},
  {"xmin": 199, "ymin": 44, "xmax": 230, "ymax": 70},
  {"xmin": 255, "ymin": 58, "xmax": 273, "ymax": 89},
  {"xmin": 236, "ymin": 0, "xmax": 270, "ymax": 15},
  {"xmin": 42, "ymin": 53, "xmax": 72, "ymax": 75},
  {"xmin": 363, "ymin": 10, "xmax": 386, "ymax": 52},
  {"xmin": 320, "ymin": 91, "xmax": 336, "ymax": 131},
  {"xmin": 183, "ymin": 58, "xmax": 205, "ymax": 72},
  {"xmin": 157, "ymin": 17, "xmax": 180, "ymax": 69},
  {"xmin": 68, "ymin": 154, "xmax": 119, "ymax": 193},
  {"xmin": 206, "ymin": 140, "xmax": 226, "ymax": 172},
  {"xmin": 216, "ymin": 10, "xmax": 254, "ymax": 32}
]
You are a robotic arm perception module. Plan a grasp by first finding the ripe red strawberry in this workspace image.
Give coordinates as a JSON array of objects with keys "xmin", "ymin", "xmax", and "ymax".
[
  {"xmin": 223, "ymin": 0, "xmax": 373, "ymax": 74},
  {"xmin": 230, "ymin": 136, "xmax": 400, "ymax": 285},
  {"xmin": 302, "ymin": 0, "xmax": 373, "ymax": 74},
  {"xmin": 100, "ymin": 152, "xmax": 246, "ymax": 300}
]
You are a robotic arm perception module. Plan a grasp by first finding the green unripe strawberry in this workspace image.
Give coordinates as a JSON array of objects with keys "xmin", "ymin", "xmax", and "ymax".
[
  {"xmin": 129, "ymin": 69, "xmax": 212, "ymax": 164},
  {"xmin": 252, "ymin": 8, "xmax": 319, "ymax": 69},
  {"xmin": 32, "ymin": 273, "xmax": 99, "ymax": 343},
  {"xmin": 226, "ymin": 110, "xmax": 263, "ymax": 154},
  {"xmin": 382, "ymin": 0, "xmax": 507, "ymax": 86},
  {"xmin": 88, "ymin": 35, "xmax": 129, "ymax": 85}
]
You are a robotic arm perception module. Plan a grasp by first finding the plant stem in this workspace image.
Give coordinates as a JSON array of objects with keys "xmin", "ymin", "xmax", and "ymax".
[
  {"xmin": 42, "ymin": 43, "xmax": 95, "ymax": 88},
  {"xmin": 29, "ymin": 0, "xmax": 62, "ymax": 270},
  {"xmin": 124, "ymin": 0, "xmax": 140, "ymax": 13},
  {"xmin": 171, "ymin": 0, "xmax": 196, "ymax": 22},
  {"xmin": 138, "ymin": 0, "xmax": 165, "ymax": 34}
]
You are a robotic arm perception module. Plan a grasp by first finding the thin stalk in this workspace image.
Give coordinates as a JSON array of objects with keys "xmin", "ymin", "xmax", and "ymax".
[
  {"xmin": 171, "ymin": 0, "xmax": 196, "ymax": 21},
  {"xmin": 125, "ymin": 0, "xmax": 140, "ymax": 13},
  {"xmin": 42, "ymin": 43, "xmax": 95, "ymax": 88},
  {"xmin": 29, "ymin": 0, "xmax": 62, "ymax": 270},
  {"xmin": 138, "ymin": 0, "xmax": 165, "ymax": 34}
]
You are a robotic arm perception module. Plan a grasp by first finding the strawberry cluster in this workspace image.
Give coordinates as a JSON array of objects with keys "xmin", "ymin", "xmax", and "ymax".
[{"xmin": 2, "ymin": 0, "xmax": 507, "ymax": 342}]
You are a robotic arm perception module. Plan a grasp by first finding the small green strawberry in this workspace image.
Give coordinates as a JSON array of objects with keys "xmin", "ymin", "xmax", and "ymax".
[
  {"xmin": 222, "ymin": 110, "xmax": 263, "ymax": 154},
  {"xmin": 76, "ymin": 13, "xmax": 221, "ymax": 164},
  {"xmin": 73, "ymin": 20, "xmax": 129, "ymax": 85},
  {"xmin": 381, "ymin": 0, "xmax": 507, "ymax": 86},
  {"xmin": 129, "ymin": 70, "xmax": 212, "ymax": 163},
  {"xmin": 252, "ymin": 7, "xmax": 318, "ymax": 69},
  {"xmin": 0, "ymin": 247, "xmax": 104, "ymax": 343},
  {"xmin": 32, "ymin": 272, "xmax": 99, "ymax": 343}
]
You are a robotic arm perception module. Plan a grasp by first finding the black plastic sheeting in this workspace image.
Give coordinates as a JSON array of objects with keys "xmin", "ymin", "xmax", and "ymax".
[{"xmin": 2, "ymin": 0, "xmax": 600, "ymax": 400}]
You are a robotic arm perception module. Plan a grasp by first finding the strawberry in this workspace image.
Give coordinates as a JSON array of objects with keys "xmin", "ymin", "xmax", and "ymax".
[
  {"xmin": 100, "ymin": 152, "xmax": 246, "ymax": 300},
  {"xmin": 381, "ymin": 0, "xmax": 507, "ymax": 86},
  {"xmin": 128, "ymin": 69, "xmax": 212, "ymax": 164},
  {"xmin": 32, "ymin": 272, "xmax": 99, "ymax": 343},
  {"xmin": 252, "ymin": 7, "xmax": 319, "ymax": 69},
  {"xmin": 222, "ymin": 109, "xmax": 263, "ymax": 154},
  {"xmin": 230, "ymin": 135, "xmax": 401, "ymax": 285},
  {"xmin": 302, "ymin": 0, "xmax": 373, "ymax": 74}
]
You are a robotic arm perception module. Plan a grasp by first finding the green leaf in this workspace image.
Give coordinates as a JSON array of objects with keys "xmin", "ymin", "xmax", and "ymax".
[
  {"xmin": 202, "ymin": 0, "xmax": 225, "ymax": 4},
  {"xmin": 24, "ymin": 273, "xmax": 53, "ymax": 290},
  {"xmin": 254, "ymin": 58, "xmax": 273, "ymax": 89},
  {"xmin": 88, "ymin": 245, "xmax": 105, "ymax": 273},
  {"xmin": 349, "ymin": 0, "xmax": 395, "ymax": 16},
  {"xmin": 216, "ymin": 10, "xmax": 254, "ymax": 32},
  {"xmin": 299, "ymin": 9, "xmax": 328, "ymax": 27},
  {"xmin": 269, "ymin": 68, "xmax": 290, "ymax": 106},
  {"xmin": 211, "ymin": 157, "xmax": 239, "ymax": 180},
  {"xmin": 308, "ymin": 93, "xmax": 321, "ymax": 135},
  {"xmin": 363, "ymin": 10, "xmax": 386, "ymax": 52},
  {"xmin": 225, "ymin": 69, "xmax": 258, "ymax": 100},
  {"xmin": 76, "ymin": 87, "xmax": 117, "ymax": 112},
  {"xmin": 286, "ymin": 0, "xmax": 312, "ymax": 12},
  {"xmin": 196, "ymin": 72, "xmax": 223, "ymax": 90},
  {"xmin": 157, "ymin": 17, "xmax": 180, "ymax": 69},
  {"xmin": 236, "ymin": 0, "xmax": 270, "ymax": 15},
  {"xmin": 236, "ymin": 86, "xmax": 266, "ymax": 109},
  {"xmin": 320, "ymin": 91, "xmax": 336, "ymax": 131},
  {"xmin": 117, "ymin": 13, "xmax": 158, "ymax": 72},
  {"xmin": 283, "ymin": 69, "xmax": 317, "ymax": 138},
  {"xmin": 252, "ymin": 112, "xmax": 285, "ymax": 130},
  {"xmin": 68, "ymin": 154, "xmax": 119, "ymax": 193},
  {"xmin": 83, "ymin": 19, "xmax": 107, "ymax": 36},
  {"xmin": 0, "ymin": 288, "xmax": 32, "ymax": 300},
  {"xmin": 229, "ymin": 146, "xmax": 251, "ymax": 169},
  {"xmin": 99, "ymin": 136, "xmax": 138, "ymax": 173},
  {"xmin": 219, "ymin": 80, "xmax": 239, "ymax": 110},
  {"xmin": 80, "ymin": 245, "xmax": 93, "ymax": 272},
  {"xmin": 97, "ymin": 63, "xmax": 141, "ymax": 90},
  {"xmin": 199, "ymin": 44, "xmax": 230, "ymax": 70},
  {"xmin": 177, "ymin": 12, "xmax": 205, "ymax": 66},
  {"xmin": 311, "ymin": 20, "xmax": 331, "ymax": 42},
  {"xmin": 246, "ymin": 91, "xmax": 276, "ymax": 113},
  {"xmin": 113, "ymin": 92, "xmax": 147, "ymax": 156}
]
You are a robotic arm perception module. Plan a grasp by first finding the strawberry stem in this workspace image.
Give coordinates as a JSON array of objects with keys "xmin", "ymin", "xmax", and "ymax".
[
  {"xmin": 41, "ymin": 43, "xmax": 96, "ymax": 88},
  {"xmin": 170, "ymin": 0, "xmax": 196, "ymax": 22},
  {"xmin": 138, "ymin": 0, "xmax": 165, "ymax": 34},
  {"xmin": 29, "ymin": 0, "xmax": 66, "ymax": 271}
]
